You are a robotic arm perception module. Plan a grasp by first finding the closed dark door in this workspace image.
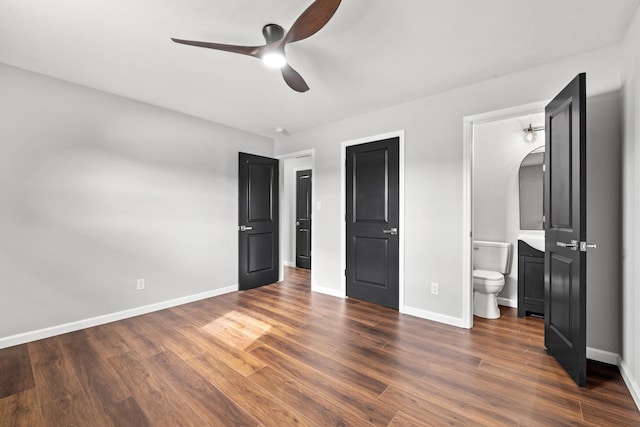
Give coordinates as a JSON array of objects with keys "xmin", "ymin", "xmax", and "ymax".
[
  {"xmin": 544, "ymin": 73, "xmax": 587, "ymax": 387},
  {"xmin": 296, "ymin": 169, "xmax": 312, "ymax": 269},
  {"xmin": 346, "ymin": 137, "xmax": 399, "ymax": 309},
  {"xmin": 238, "ymin": 152, "xmax": 279, "ymax": 290}
]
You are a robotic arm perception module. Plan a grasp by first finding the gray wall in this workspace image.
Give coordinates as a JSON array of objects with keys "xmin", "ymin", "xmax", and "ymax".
[
  {"xmin": 275, "ymin": 45, "xmax": 622, "ymax": 351},
  {"xmin": 0, "ymin": 64, "xmax": 272, "ymax": 340},
  {"xmin": 586, "ymin": 92, "xmax": 622, "ymax": 356},
  {"xmin": 621, "ymin": 4, "xmax": 640, "ymax": 406}
]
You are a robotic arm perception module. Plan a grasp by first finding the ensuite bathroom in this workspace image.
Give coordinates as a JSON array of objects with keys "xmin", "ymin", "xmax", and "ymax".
[{"xmin": 472, "ymin": 112, "xmax": 545, "ymax": 320}]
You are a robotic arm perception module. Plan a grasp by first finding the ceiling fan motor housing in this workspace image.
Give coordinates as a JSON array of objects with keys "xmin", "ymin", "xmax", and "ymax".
[{"xmin": 262, "ymin": 24, "xmax": 285, "ymax": 43}]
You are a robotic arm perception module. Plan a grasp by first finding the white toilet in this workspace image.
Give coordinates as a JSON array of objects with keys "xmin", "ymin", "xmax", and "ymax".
[{"xmin": 473, "ymin": 240, "xmax": 512, "ymax": 319}]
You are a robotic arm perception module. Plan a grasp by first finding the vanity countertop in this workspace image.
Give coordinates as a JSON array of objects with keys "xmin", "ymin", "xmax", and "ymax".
[{"xmin": 518, "ymin": 233, "xmax": 545, "ymax": 252}]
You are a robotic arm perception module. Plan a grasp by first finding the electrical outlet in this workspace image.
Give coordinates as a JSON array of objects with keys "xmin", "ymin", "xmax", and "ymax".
[
  {"xmin": 431, "ymin": 282, "xmax": 439, "ymax": 296},
  {"xmin": 137, "ymin": 278, "xmax": 145, "ymax": 290}
]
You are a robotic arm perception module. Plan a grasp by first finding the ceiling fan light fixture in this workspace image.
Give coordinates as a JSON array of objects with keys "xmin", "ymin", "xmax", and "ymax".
[
  {"xmin": 262, "ymin": 52, "xmax": 287, "ymax": 68},
  {"xmin": 171, "ymin": 0, "xmax": 342, "ymax": 91}
]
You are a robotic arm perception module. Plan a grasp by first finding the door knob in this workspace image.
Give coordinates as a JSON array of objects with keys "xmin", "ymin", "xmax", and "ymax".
[
  {"xmin": 579, "ymin": 241, "xmax": 597, "ymax": 251},
  {"xmin": 382, "ymin": 228, "xmax": 398, "ymax": 235},
  {"xmin": 296, "ymin": 221, "xmax": 300, "ymax": 226},
  {"xmin": 238, "ymin": 225, "xmax": 253, "ymax": 231}
]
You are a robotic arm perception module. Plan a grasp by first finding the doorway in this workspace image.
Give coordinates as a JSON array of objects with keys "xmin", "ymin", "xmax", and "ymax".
[
  {"xmin": 277, "ymin": 150, "xmax": 315, "ymax": 285},
  {"xmin": 463, "ymin": 101, "xmax": 548, "ymax": 328},
  {"xmin": 472, "ymin": 112, "xmax": 545, "ymax": 314}
]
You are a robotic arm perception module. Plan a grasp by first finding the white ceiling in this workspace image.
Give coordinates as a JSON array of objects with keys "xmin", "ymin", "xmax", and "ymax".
[{"xmin": 1, "ymin": 0, "xmax": 638, "ymax": 137}]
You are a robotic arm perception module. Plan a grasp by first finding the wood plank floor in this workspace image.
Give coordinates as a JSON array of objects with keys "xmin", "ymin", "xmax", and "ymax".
[{"xmin": 1, "ymin": 266, "xmax": 638, "ymax": 426}]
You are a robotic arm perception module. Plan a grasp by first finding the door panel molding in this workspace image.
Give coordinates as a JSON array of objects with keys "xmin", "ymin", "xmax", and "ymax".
[
  {"xmin": 544, "ymin": 73, "xmax": 587, "ymax": 387},
  {"xmin": 295, "ymin": 169, "xmax": 312, "ymax": 269},
  {"xmin": 238, "ymin": 152, "xmax": 279, "ymax": 290},
  {"xmin": 340, "ymin": 130, "xmax": 405, "ymax": 310}
]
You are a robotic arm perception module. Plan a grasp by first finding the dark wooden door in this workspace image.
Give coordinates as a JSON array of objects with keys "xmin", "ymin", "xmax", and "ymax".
[
  {"xmin": 238, "ymin": 152, "xmax": 279, "ymax": 290},
  {"xmin": 544, "ymin": 73, "xmax": 587, "ymax": 387},
  {"xmin": 346, "ymin": 137, "xmax": 399, "ymax": 309},
  {"xmin": 296, "ymin": 169, "xmax": 312, "ymax": 269}
]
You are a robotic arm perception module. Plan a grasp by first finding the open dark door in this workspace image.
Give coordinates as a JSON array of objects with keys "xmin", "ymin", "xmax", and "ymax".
[
  {"xmin": 295, "ymin": 169, "xmax": 312, "ymax": 269},
  {"xmin": 544, "ymin": 73, "xmax": 587, "ymax": 387},
  {"xmin": 346, "ymin": 137, "xmax": 399, "ymax": 309},
  {"xmin": 238, "ymin": 153, "xmax": 279, "ymax": 290}
]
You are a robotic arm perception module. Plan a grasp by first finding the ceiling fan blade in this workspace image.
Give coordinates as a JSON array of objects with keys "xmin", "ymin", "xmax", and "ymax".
[
  {"xmin": 281, "ymin": 64, "xmax": 310, "ymax": 92},
  {"xmin": 284, "ymin": 0, "xmax": 342, "ymax": 44},
  {"xmin": 171, "ymin": 38, "xmax": 265, "ymax": 58}
]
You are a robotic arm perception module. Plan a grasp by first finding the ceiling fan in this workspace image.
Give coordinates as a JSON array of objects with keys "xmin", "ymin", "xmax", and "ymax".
[{"xmin": 171, "ymin": 0, "xmax": 342, "ymax": 93}]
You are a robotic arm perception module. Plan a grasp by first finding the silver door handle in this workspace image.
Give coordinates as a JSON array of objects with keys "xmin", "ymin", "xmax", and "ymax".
[
  {"xmin": 382, "ymin": 228, "xmax": 398, "ymax": 235},
  {"xmin": 296, "ymin": 221, "xmax": 300, "ymax": 226},
  {"xmin": 239, "ymin": 225, "xmax": 253, "ymax": 231},
  {"xmin": 557, "ymin": 240, "xmax": 578, "ymax": 251},
  {"xmin": 580, "ymin": 242, "xmax": 597, "ymax": 251}
]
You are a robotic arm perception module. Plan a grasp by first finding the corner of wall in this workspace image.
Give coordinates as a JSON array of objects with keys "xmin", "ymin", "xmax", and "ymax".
[{"xmin": 619, "ymin": 358, "xmax": 640, "ymax": 411}]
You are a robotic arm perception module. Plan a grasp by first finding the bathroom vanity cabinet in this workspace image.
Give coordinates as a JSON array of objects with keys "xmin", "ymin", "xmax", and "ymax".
[{"xmin": 517, "ymin": 240, "xmax": 544, "ymax": 317}]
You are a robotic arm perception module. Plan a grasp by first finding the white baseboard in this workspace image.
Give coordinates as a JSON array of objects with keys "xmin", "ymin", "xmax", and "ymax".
[
  {"xmin": 0, "ymin": 285, "xmax": 238, "ymax": 350},
  {"xmin": 586, "ymin": 347, "xmax": 619, "ymax": 365},
  {"xmin": 497, "ymin": 297, "xmax": 517, "ymax": 308},
  {"xmin": 619, "ymin": 358, "xmax": 640, "ymax": 411},
  {"xmin": 401, "ymin": 305, "xmax": 467, "ymax": 329},
  {"xmin": 311, "ymin": 285, "xmax": 345, "ymax": 298},
  {"xmin": 283, "ymin": 261, "xmax": 295, "ymax": 267}
]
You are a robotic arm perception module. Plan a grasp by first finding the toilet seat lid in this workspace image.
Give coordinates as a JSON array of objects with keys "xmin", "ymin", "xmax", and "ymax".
[{"xmin": 473, "ymin": 269, "xmax": 503, "ymax": 281}]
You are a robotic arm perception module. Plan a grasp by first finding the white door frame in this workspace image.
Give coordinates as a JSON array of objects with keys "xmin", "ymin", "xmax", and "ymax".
[
  {"xmin": 340, "ymin": 130, "xmax": 406, "ymax": 311},
  {"xmin": 277, "ymin": 149, "xmax": 315, "ymax": 285},
  {"xmin": 462, "ymin": 101, "xmax": 547, "ymax": 328}
]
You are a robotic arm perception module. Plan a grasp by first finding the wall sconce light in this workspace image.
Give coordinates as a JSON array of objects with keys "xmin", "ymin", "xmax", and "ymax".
[{"xmin": 523, "ymin": 123, "xmax": 545, "ymax": 143}]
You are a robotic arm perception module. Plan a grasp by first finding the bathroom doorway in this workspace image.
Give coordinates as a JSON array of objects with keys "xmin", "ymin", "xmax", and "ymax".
[
  {"xmin": 473, "ymin": 112, "xmax": 545, "ymax": 312},
  {"xmin": 462, "ymin": 101, "xmax": 547, "ymax": 328}
]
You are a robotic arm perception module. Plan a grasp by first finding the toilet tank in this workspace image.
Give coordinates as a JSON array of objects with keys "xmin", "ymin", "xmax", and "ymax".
[{"xmin": 473, "ymin": 240, "xmax": 512, "ymax": 274}]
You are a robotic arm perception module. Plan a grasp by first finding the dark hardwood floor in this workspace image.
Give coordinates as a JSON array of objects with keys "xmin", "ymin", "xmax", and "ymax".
[{"xmin": 1, "ymin": 266, "xmax": 638, "ymax": 426}]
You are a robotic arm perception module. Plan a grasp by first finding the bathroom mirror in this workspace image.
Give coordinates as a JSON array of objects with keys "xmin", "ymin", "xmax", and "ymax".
[{"xmin": 519, "ymin": 146, "xmax": 545, "ymax": 230}]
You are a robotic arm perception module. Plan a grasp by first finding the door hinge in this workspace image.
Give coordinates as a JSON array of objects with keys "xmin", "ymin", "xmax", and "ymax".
[
  {"xmin": 344, "ymin": 269, "xmax": 347, "ymax": 276},
  {"xmin": 542, "ymin": 215, "xmax": 546, "ymax": 224},
  {"xmin": 543, "ymin": 164, "xmax": 546, "ymax": 173}
]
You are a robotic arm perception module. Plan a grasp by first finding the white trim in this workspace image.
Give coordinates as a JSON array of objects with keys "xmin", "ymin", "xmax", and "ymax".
[
  {"xmin": 403, "ymin": 305, "xmax": 467, "ymax": 329},
  {"xmin": 339, "ymin": 130, "xmax": 406, "ymax": 309},
  {"xmin": 462, "ymin": 117, "xmax": 474, "ymax": 329},
  {"xmin": 313, "ymin": 286, "xmax": 347, "ymax": 299},
  {"xmin": 276, "ymin": 149, "xmax": 315, "ymax": 286},
  {"xmin": 619, "ymin": 358, "xmax": 640, "ymax": 411},
  {"xmin": 283, "ymin": 261, "xmax": 295, "ymax": 267},
  {"xmin": 586, "ymin": 347, "xmax": 619, "ymax": 365},
  {"xmin": 497, "ymin": 297, "xmax": 517, "ymax": 308},
  {"xmin": 0, "ymin": 285, "xmax": 237, "ymax": 350},
  {"xmin": 463, "ymin": 101, "xmax": 549, "ymax": 329}
]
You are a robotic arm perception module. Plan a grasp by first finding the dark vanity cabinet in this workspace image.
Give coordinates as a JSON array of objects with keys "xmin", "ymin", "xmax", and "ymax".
[{"xmin": 518, "ymin": 240, "xmax": 545, "ymax": 317}]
